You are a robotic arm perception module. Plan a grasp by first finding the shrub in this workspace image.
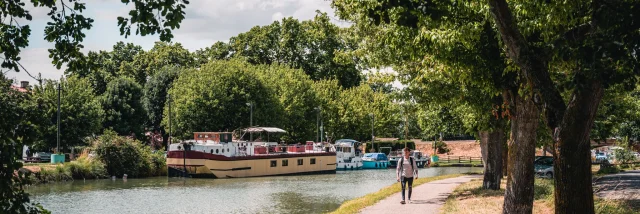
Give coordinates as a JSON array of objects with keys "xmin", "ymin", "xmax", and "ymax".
[
  {"xmin": 65, "ymin": 157, "xmax": 107, "ymax": 179},
  {"xmin": 597, "ymin": 165, "xmax": 621, "ymax": 175},
  {"xmin": 613, "ymin": 139, "xmax": 637, "ymax": 165},
  {"xmin": 93, "ymin": 130, "xmax": 145, "ymax": 177},
  {"xmin": 435, "ymin": 140, "xmax": 450, "ymax": 154},
  {"xmin": 92, "ymin": 130, "xmax": 166, "ymax": 178}
]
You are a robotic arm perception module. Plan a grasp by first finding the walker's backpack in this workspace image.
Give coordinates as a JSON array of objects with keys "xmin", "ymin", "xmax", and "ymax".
[{"xmin": 399, "ymin": 156, "xmax": 415, "ymax": 173}]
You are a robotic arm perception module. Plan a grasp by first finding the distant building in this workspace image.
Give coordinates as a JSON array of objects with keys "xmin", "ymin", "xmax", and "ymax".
[{"xmin": 10, "ymin": 81, "xmax": 30, "ymax": 93}]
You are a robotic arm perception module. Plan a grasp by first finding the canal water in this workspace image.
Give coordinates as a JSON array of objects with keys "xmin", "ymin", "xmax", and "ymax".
[{"xmin": 28, "ymin": 167, "xmax": 481, "ymax": 214}]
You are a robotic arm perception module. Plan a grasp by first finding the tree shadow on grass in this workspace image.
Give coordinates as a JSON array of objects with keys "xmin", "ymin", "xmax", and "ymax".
[{"xmin": 450, "ymin": 186, "xmax": 505, "ymax": 201}]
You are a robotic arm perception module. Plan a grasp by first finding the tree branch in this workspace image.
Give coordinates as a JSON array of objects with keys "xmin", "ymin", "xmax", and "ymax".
[{"xmin": 487, "ymin": 0, "xmax": 567, "ymax": 130}]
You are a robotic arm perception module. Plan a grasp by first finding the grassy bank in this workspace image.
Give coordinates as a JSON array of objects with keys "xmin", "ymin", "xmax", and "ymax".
[
  {"xmin": 28, "ymin": 157, "xmax": 108, "ymax": 184},
  {"xmin": 328, "ymin": 173, "xmax": 472, "ymax": 214},
  {"xmin": 441, "ymin": 178, "xmax": 638, "ymax": 214},
  {"xmin": 24, "ymin": 156, "xmax": 168, "ymax": 184}
]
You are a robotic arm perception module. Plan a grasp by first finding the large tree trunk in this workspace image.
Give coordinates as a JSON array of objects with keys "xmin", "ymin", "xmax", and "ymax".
[
  {"xmin": 480, "ymin": 128, "xmax": 505, "ymax": 190},
  {"xmin": 488, "ymin": 0, "xmax": 604, "ymax": 213},
  {"xmin": 553, "ymin": 80, "xmax": 604, "ymax": 214},
  {"xmin": 503, "ymin": 94, "xmax": 538, "ymax": 214}
]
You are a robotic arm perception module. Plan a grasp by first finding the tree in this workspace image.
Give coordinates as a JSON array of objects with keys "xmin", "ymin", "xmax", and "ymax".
[
  {"xmin": 312, "ymin": 79, "xmax": 344, "ymax": 141},
  {"xmin": 591, "ymin": 86, "xmax": 640, "ymax": 144},
  {"xmin": 334, "ymin": 1, "xmax": 640, "ymax": 212},
  {"xmin": 2, "ymin": 0, "xmax": 189, "ymax": 74},
  {"xmin": 332, "ymin": 1, "xmax": 514, "ymax": 193},
  {"xmin": 324, "ymin": 84, "xmax": 401, "ymax": 142},
  {"xmin": 416, "ymin": 104, "xmax": 465, "ymax": 140},
  {"xmin": 224, "ymin": 12, "xmax": 362, "ymax": 88},
  {"xmin": 30, "ymin": 76, "xmax": 104, "ymax": 151},
  {"xmin": 364, "ymin": 72, "xmax": 395, "ymax": 94},
  {"xmin": 101, "ymin": 77, "xmax": 145, "ymax": 139},
  {"xmin": 194, "ymin": 41, "xmax": 231, "ymax": 65},
  {"xmin": 257, "ymin": 64, "xmax": 321, "ymax": 143},
  {"xmin": 66, "ymin": 42, "xmax": 143, "ymax": 95},
  {"xmin": 485, "ymin": 1, "xmax": 639, "ymax": 213},
  {"xmin": 0, "ymin": 74, "xmax": 48, "ymax": 213},
  {"xmin": 120, "ymin": 42, "xmax": 195, "ymax": 85},
  {"xmin": 617, "ymin": 88, "xmax": 640, "ymax": 144},
  {"xmin": 143, "ymin": 66, "xmax": 181, "ymax": 148},
  {"xmin": 164, "ymin": 60, "xmax": 283, "ymax": 139}
]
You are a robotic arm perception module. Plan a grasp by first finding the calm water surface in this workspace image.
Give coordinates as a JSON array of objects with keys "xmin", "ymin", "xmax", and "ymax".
[{"xmin": 28, "ymin": 167, "xmax": 481, "ymax": 214}]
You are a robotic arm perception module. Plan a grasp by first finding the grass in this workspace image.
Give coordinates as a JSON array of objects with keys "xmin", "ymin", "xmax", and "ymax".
[
  {"xmin": 441, "ymin": 178, "xmax": 638, "ymax": 214},
  {"xmin": 328, "ymin": 173, "xmax": 474, "ymax": 214},
  {"xmin": 31, "ymin": 157, "xmax": 108, "ymax": 184}
]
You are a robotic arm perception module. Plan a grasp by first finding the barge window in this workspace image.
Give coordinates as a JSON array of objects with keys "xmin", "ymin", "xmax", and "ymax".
[
  {"xmin": 271, "ymin": 160, "xmax": 277, "ymax": 167},
  {"xmin": 210, "ymin": 149, "xmax": 213, "ymax": 154},
  {"xmin": 311, "ymin": 158, "xmax": 316, "ymax": 165},
  {"xmin": 282, "ymin": 160, "xmax": 288, "ymax": 166},
  {"xmin": 216, "ymin": 149, "xmax": 219, "ymax": 154},
  {"xmin": 298, "ymin": 159, "xmax": 303, "ymax": 165}
]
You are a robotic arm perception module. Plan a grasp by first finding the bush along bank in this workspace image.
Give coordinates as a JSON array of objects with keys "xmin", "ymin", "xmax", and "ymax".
[
  {"xmin": 25, "ymin": 130, "xmax": 167, "ymax": 184},
  {"xmin": 93, "ymin": 130, "xmax": 167, "ymax": 178}
]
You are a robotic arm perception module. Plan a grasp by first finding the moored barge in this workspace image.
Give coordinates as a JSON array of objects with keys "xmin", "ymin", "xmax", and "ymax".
[{"xmin": 167, "ymin": 127, "xmax": 336, "ymax": 178}]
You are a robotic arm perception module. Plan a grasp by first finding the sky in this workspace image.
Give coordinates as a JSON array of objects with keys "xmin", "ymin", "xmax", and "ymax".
[{"xmin": 6, "ymin": 0, "xmax": 350, "ymax": 84}]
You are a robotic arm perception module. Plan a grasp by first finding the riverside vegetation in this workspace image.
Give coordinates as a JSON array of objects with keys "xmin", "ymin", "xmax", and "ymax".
[{"xmin": 25, "ymin": 131, "xmax": 166, "ymax": 184}]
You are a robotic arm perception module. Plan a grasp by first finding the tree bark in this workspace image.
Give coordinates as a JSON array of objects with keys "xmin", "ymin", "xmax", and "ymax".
[
  {"xmin": 553, "ymin": 80, "xmax": 604, "ymax": 214},
  {"xmin": 480, "ymin": 128, "xmax": 505, "ymax": 190},
  {"xmin": 503, "ymin": 94, "xmax": 538, "ymax": 214},
  {"xmin": 487, "ymin": 0, "xmax": 566, "ymax": 130}
]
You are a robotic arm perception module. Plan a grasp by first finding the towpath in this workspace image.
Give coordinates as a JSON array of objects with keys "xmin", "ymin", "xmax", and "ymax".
[
  {"xmin": 359, "ymin": 174, "xmax": 481, "ymax": 214},
  {"xmin": 594, "ymin": 170, "xmax": 640, "ymax": 208}
]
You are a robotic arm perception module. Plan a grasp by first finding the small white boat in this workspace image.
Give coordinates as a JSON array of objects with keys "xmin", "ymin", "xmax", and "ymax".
[{"xmin": 334, "ymin": 139, "xmax": 363, "ymax": 170}]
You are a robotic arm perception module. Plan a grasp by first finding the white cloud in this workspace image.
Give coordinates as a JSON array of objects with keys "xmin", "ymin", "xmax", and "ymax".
[{"xmin": 272, "ymin": 12, "xmax": 284, "ymax": 22}]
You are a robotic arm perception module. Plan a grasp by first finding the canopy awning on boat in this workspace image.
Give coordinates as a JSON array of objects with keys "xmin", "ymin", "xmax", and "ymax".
[{"xmin": 243, "ymin": 127, "xmax": 287, "ymax": 133}]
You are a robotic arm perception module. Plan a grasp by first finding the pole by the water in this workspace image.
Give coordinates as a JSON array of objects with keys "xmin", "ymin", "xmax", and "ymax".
[
  {"xmin": 316, "ymin": 107, "xmax": 319, "ymax": 142},
  {"xmin": 168, "ymin": 95, "xmax": 172, "ymax": 149},
  {"xmin": 250, "ymin": 103, "xmax": 253, "ymax": 141},
  {"xmin": 56, "ymin": 83, "xmax": 61, "ymax": 154}
]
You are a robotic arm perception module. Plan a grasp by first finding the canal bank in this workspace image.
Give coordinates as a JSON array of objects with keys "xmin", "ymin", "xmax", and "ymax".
[{"xmin": 28, "ymin": 167, "xmax": 481, "ymax": 214}]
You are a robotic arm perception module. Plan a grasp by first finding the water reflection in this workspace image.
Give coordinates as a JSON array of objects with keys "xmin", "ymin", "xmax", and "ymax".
[{"xmin": 28, "ymin": 167, "xmax": 481, "ymax": 214}]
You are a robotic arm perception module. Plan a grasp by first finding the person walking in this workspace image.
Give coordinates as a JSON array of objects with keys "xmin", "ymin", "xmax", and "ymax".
[{"xmin": 396, "ymin": 147, "xmax": 418, "ymax": 204}]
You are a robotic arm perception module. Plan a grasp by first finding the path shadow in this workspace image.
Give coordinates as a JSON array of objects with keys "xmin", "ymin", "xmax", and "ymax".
[{"xmin": 409, "ymin": 199, "xmax": 443, "ymax": 205}]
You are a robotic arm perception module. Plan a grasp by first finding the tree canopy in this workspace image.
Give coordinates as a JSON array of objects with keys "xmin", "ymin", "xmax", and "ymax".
[
  {"xmin": 101, "ymin": 77, "xmax": 145, "ymax": 138},
  {"xmin": 197, "ymin": 12, "xmax": 362, "ymax": 88},
  {"xmin": 31, "ymin": 76, "xmax": 104, "ymax": 150}
]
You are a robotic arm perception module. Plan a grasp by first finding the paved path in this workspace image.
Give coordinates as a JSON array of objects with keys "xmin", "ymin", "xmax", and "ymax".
[
  {"xmin": 594, "ymin": 170, "xmax": 640, "ymax": 202},
  {"xmin": 359, "ymin": 175, "xmax": 481, "ymax": 214}
]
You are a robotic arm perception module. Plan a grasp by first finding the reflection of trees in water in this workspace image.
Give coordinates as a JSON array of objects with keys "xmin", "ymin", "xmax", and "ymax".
[{"xmin": 270, "ymin": 191, "xmax": 342, "ymax": 214}]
